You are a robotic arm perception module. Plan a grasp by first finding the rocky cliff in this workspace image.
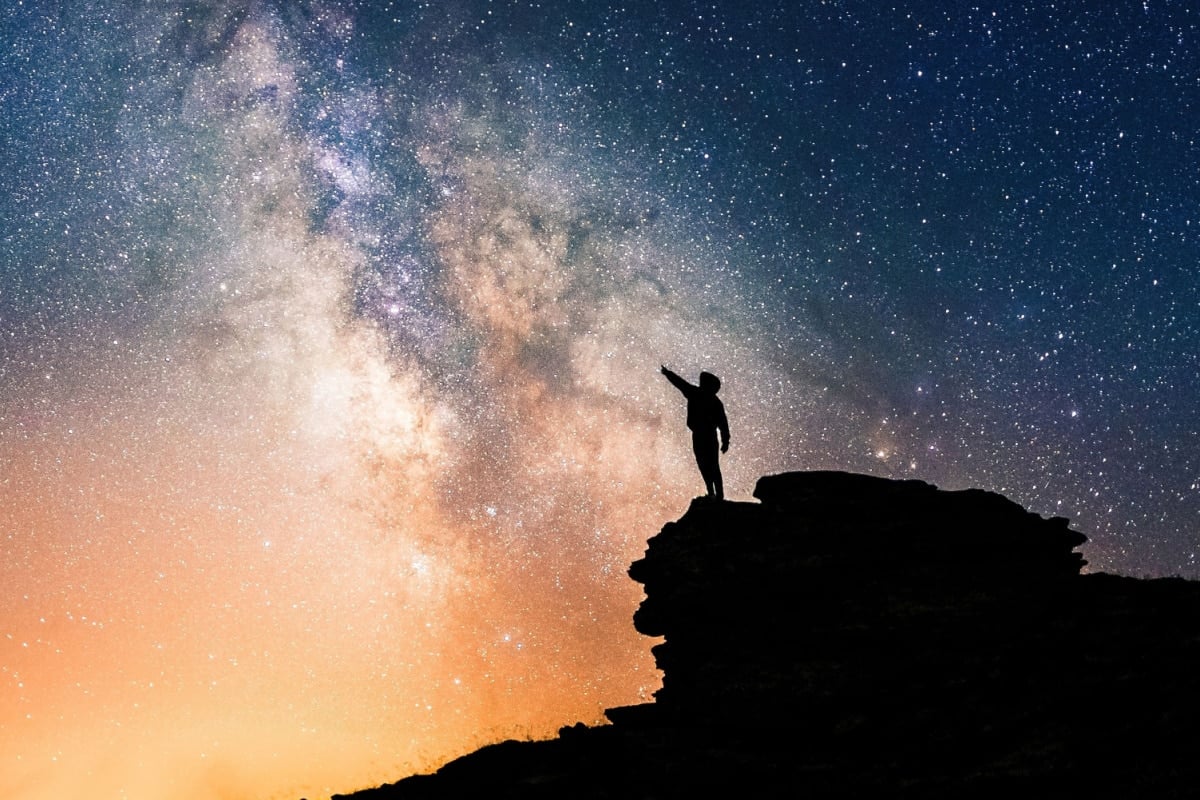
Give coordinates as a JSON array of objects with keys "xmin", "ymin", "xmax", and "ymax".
[{"xmin": 333, "ymin": 471, "xmax": 1200, "ymax": 798}]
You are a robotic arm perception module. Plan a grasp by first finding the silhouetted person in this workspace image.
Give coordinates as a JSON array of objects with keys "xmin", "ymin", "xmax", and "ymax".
[{"xmin": 661, "ymin": 365, "xmax": 730, "ymax": 499}]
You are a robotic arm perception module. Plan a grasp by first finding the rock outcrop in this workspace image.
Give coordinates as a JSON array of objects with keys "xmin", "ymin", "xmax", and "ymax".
[{"xmin": 334, "ymin": 471, "xmax": 1200, "ymax": 799}]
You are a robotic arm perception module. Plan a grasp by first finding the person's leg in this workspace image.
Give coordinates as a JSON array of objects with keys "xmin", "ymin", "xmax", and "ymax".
[{"xmin": 692, "ymin": 430, "xmax": 720, "ymax": 497}]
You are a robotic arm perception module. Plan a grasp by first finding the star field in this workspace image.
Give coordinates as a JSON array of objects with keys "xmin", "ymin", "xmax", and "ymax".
[{"xmin": 1, "ymin": 2, "xmax": 1198, "ymax": 798}]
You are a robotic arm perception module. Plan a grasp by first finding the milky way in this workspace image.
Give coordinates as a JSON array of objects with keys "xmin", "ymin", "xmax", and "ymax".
[{"xmin": 2, "ymin": 2, "xmax": 1197, "ymax": 798}]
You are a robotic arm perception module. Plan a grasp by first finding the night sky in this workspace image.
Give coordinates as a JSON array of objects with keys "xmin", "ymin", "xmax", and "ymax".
[{"xmin": 2, "ymin": 1, "xmax": 1198, "ymax": 798}]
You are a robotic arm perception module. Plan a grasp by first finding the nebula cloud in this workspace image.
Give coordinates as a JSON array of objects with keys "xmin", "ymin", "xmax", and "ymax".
[{"xmin": 0, "ymin": 5, "xmax": 803, "ymax": 799}]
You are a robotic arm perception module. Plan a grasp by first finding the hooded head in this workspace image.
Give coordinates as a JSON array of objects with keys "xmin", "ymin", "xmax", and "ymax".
[{"xmin": 699, "ymin": 371, "xmax": 721, "ymax": 393}]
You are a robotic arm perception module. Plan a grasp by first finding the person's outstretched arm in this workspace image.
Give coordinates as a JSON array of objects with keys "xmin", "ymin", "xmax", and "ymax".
[{"xmin": 660, "ymin": 365, "xmax": 694, "ymax": 396}]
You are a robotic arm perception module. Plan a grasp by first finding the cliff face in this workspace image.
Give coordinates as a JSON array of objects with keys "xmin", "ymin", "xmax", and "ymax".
[
  {"xmin": 336, "ymin": 471, "xmax": 1200, "ymax": 799},
  {"xmin": 631, "ymin": 471, "xmax": 1088, "ymax": 732}
]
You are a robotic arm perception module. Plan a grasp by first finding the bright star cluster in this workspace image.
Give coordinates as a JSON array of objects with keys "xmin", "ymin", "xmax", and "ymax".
[{"xmin": 1, "ymin": 2, "xmax": 1197, "ymax": 798}]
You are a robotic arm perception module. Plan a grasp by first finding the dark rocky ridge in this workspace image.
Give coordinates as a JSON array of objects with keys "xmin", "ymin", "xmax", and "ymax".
[{"xmin": 334, "ymin": 471, "xmax": 1200, "ymax": 799}]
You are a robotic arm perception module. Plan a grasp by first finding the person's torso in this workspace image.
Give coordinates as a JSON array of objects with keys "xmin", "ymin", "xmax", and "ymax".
[{"xmin": 686, "ymin": 393, "xmax": 723, "ymax": 431}]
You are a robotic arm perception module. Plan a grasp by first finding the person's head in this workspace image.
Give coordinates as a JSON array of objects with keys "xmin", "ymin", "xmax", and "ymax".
[{"xmin": 699, "ymin": 371, "xmax": 721, "ymax": 393}]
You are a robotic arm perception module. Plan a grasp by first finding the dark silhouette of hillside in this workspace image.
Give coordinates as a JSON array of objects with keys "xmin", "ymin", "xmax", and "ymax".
[{"xmin": 330, "ymin": 471, "xmax": 1200, "ymax": 799}]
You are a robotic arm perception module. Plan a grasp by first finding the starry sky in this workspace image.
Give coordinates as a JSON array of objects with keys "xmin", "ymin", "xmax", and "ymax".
[{"xmin": 1, "ymin": 1, "xmax": 1197, "ymax": 798}]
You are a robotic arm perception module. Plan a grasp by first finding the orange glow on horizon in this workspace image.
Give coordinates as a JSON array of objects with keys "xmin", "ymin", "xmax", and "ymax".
[{"xmin": 0, "ymin": 331, "xmax": 708, "ymax": 799}]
